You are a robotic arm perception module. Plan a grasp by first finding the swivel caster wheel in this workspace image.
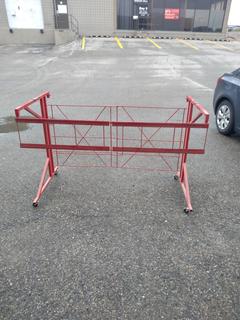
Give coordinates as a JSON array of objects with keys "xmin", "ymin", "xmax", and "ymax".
[
  {"xmin": 33, "ymin": 202, "xmax": 38, "ymax": 208},
  {"xmin": 174, "ymin": 175, "xmax": 179, "ymax": 181},
  {"xmin": 184, "ymin": 208, "xmax": 193, "ymax": 214}
]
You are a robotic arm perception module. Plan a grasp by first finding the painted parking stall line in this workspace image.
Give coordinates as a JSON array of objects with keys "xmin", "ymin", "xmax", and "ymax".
[
  {"xmin": 207, "ymin": 40, "xmax": 233, "ymax": 52},
  {"xmin": 177, "ymin": 39, "xmax": 199, "ymax": 51},
  {"xmin": 114, "ymin": 36, "xmax": 123, "ymax": 49},
  {"xmin": 81, "ymin": 36, "xmax": 86, "ymax": 50},
  {"xmin": 215, "ymin": 43, "xmax": 233, "ymax": 52},
  {"xmin": 146, "ymin": 37, "xmax": 161, "ymax": 49}
]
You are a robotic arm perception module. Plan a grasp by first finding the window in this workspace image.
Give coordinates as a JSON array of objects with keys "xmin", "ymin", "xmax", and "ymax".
[{"xmin": 117, "ymin": 0, "xmax": 227, "ymax": 32}]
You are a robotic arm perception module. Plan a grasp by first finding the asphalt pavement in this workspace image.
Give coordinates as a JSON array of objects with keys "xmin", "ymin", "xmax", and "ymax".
[{"xmin": 0, "ymin": 38, "xmax": 240, "ymax": 320}]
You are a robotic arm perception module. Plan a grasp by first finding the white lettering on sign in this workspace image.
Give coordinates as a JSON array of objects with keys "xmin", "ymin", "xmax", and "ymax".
[
  {"xmin": 134, "ymin": 0, "xmax": 148, "ymax": 3},
  {"xmin": 165, "ymin": 8, "xmax": 180, "ymax": 20}
]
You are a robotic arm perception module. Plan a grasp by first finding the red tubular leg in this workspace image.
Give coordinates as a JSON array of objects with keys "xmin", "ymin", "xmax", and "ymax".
[
  {"xmin": 33, "ymin": 96, "xmax": 58, "ymax": 206},
  {"xmin": 33, "ymin": 158, "xmax": 58, "ymax": 206},
  {"xmin": 40, "ymin": 96, "xmax": 55, "ymax": 176},
  {"xmin": 179, "ymin": 163, "xmax": 193, "ymax": 212},
  {"xmin": 177, "ymin": 99, "xmax": 194, "ymax": 213}
]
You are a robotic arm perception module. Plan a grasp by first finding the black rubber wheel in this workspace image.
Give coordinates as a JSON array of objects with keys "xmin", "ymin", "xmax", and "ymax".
[
  {"xmin": 184, "ymin": 208, "xmax": 193, "ymax": 214},
  {"xmin": 174, "ymin": 175, "xmax": 179, "ymax": 181},
  {"xmin": 33, "ymin": 202, "xmax": 38, "ymax": 208},
  {"xmin": 215, "ymin": 100, "xmax": 234, "ymax": 135}
]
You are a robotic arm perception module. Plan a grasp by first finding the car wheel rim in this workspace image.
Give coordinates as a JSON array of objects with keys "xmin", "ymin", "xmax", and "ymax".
[{"xmin": 217, "ymin": 105, "xmax": 230, "ymax": 130}]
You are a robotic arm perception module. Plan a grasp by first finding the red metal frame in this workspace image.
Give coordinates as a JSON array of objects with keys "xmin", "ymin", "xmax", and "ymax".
[{"xmin": 15, "ymin": 92, "xmax": 209, "ymax": 213}]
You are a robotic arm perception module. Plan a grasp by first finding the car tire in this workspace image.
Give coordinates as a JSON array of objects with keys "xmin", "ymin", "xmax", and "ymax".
[{"xmin": 216, "ymin": 100, "xmax": 234, "ymax": 135}]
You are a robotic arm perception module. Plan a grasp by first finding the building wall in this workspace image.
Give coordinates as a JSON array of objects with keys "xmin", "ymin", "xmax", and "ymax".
[
  {"xmin": 0, "ymin": 0, "xmax": 55, "ymax": 44},
  {"xmin": 0, "ymin": 0, "xmax": 116, "ymax": 44},
  {"xmin": 67, "ymin": 0, "xmax": 116, "ymax": 36},
  {"xmin": 0, "ymin": 0, "xmax": 232, "ymax": 45}
]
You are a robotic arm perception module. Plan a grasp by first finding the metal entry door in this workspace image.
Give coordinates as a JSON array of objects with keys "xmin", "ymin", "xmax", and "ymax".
[
  {"xmin": 53, "ymin": 0, "xmax": 69, "ymax": 29},
  {"xmin": 134, "ymin": 0, "xmax": 151, "ymax": 30}
]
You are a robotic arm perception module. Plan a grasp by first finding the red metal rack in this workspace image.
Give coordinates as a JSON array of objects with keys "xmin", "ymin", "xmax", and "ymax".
[{"xmin": 15, "ymin": 92, "xmax": 209, "ymax": 213}]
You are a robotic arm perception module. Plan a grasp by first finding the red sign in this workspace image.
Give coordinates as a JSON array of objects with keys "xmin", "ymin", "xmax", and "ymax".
[{"xmin": 164, "ymin": 8, "xmax": 180, "ymax": 20}]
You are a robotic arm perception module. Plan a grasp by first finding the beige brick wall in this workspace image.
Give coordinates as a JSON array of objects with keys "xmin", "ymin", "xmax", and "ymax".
[
  {"xmin": 0, "ymin": 0, "xmax": 55, "ymax": 44},
  {"xmin": 0, "ymin": 1, "xmax": 9, "ymax": 28},
  {"xmin": 41, "ymin": 0, "xmax": 55, "ymax": 30},
  {"xmin": 0, "ymin": 0, "xmax": 115, "ymax": 43},
  {"xmin": 68, "ymin": 0, "xmax": 116, "ymax": 35},
  {"xmin": 0, "ymin": 0, "xmax": 232, "ymax": 44}
]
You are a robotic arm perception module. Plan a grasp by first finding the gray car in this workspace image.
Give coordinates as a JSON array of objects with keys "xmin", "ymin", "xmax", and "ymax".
[{"xmin": 213, "ymin": 68, "xmax": 240, "ymax": 135}]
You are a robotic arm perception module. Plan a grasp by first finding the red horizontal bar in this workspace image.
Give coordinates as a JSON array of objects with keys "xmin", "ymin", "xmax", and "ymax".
[
  {"xmin": 21, "ymin": 144, "xmax": 109, "ymax": 152},
  {"xmin": 51, "ymin": 104, "xmax": 185, "ymax": 110},
  {"xmin": 58, "ymin": 164, "xmax": 176, "ymax": 173},
  {"xmin": 20, "ymin": 143, "xmax": 205, "ymax": 155},
  {"xmin": 16, "ymin": 118, "xmax": 110, "ymax": 127},
  {"xmin": 114, "ymin": 147, "xmax": 205, "ymax": 155},
  {"xmin": 16, "ymin": 117, "xmax": 209, "ymax": 129},
  {"xmin": 112, "ymin": 121, "xmax": 208, "ymax": 129}
]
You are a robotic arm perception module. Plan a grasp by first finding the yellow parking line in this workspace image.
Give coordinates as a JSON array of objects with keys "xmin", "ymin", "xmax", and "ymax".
[
  {"xmin": 114, "ymin": 36, "xmax": 123, "ymax": 49},
  {"xmin": 177, "ymin": 39, "xmax": 199, "ymax": 50},
  {"xmin": 81, "ymin": 36, "xmax": 86, "ymax": 50},
  {"xmin": 146, "ymin": 37, "xmax": 161, "ymax": 49},
  {"xmin": 207, "ymin": 40, "xmax": 233, "ymax": 52},
  {"xmin": 216, "ymin": 44, "xmax": 233, "ymax": 51}
]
